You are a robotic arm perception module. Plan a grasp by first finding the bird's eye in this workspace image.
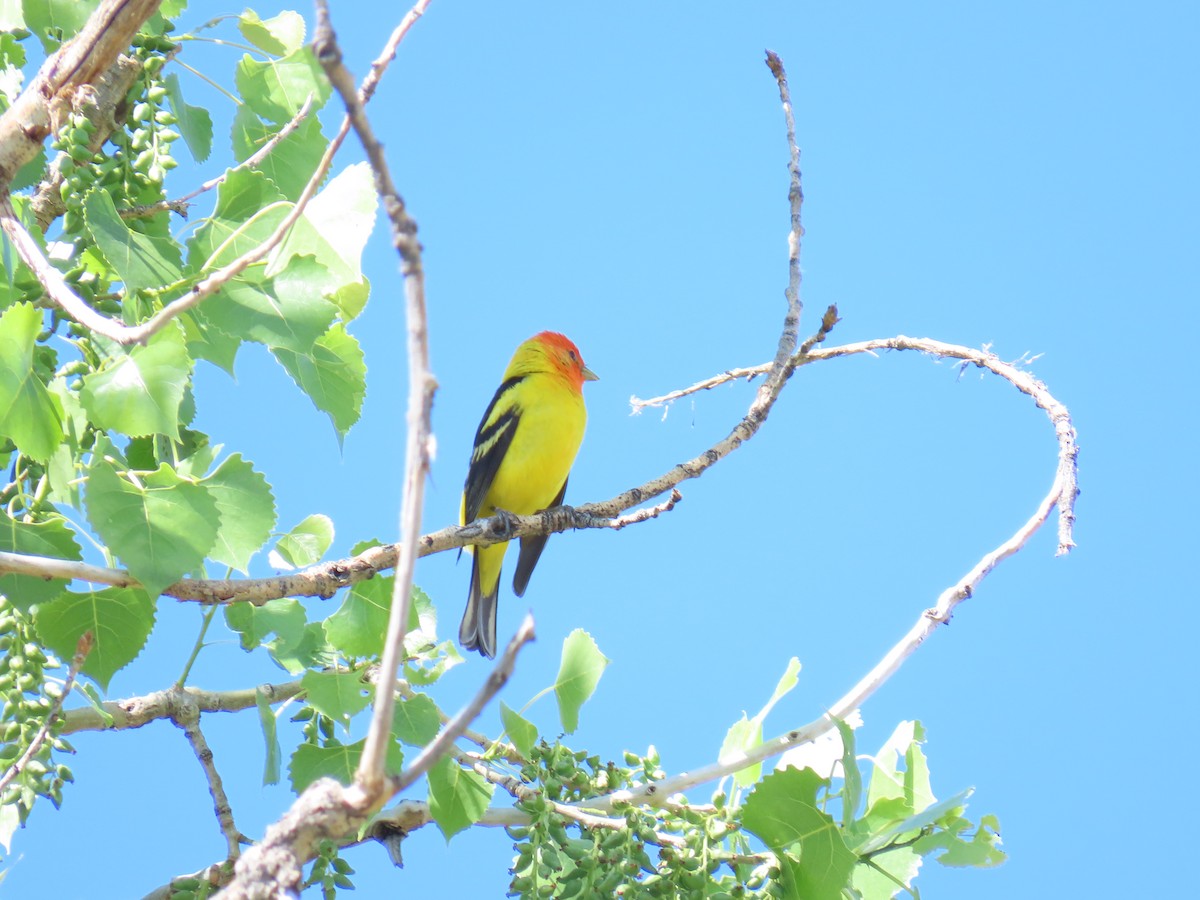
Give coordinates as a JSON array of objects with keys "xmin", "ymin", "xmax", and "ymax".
[{"xmin": 568, "ymin": 350, "xmax": 578, "ymax": 362}]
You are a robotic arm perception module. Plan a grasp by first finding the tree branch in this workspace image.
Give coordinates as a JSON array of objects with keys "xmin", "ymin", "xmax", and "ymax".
[
  {"xmin": 174, "ymin": 698, "xmax": 247, "ymax": 860},
  {"xmin": 60, "ymin": 679, "xmax": 303, "ymax": 735},
  {"xmin": 312, "ymin": 0, "xmax": 433, "ymax": 799},
  {"xmin": 0, "ymin": 0, "xmax": 164, "ymax": 188}
]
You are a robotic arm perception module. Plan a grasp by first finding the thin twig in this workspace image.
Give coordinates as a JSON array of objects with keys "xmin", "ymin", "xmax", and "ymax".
[
  {"xmin": 173, "ymin": 94, "xmax": 316, "ymax": 206},
  {"xmin": 312, "ymin": 0, "xmax": 433, "ymax": 798},
  {"xmin": 392, "ymin": 615, "xmax": 536, "ymax": 793},
  {"xmin": 60, "ymin": 679, "xmax": 303, "ymax": 735},
  {"xmin": 175, "ymin": 699, "xmax": 246, "ymax": 860},
  {"xmin": 574, "ymin": 438, "xmax": 1074, "ymax": 815},
  {"xmin": 0, "ymin": 631, "xmax": 92, "ymax": 795},
  {"xmin": 763, "ymin": 50, "xmax": 804, "ymax": 371}
]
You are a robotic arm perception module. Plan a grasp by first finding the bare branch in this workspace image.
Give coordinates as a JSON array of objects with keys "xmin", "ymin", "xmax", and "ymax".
[
  {"xmin": 60, "ymin": 680, "xmax": 303, "ymax": 735},
  {"xmin": 0, "ymin": 631, "xmax": 91, "ymax": 795},
  {"xmin": 0, "ymin": 195, "xmax": 136, "ymax": 343},
  {"xmin": 174, "ymin": 699, "xmax": 246, "ymax": 860},
  {"xmin": 576, "ymin": 440, "xmax": 1074, "ymax": 815},
  {"xmin": 311, "ymin": 0, "xmax": 433, "ymax": 797},
  {"xmin": 0, "ymin": 0, "xmax": 164, "ymax": 187},
  {"xmin": 763, "ymin": 50, "xmax": 804, "ymax": 370}
]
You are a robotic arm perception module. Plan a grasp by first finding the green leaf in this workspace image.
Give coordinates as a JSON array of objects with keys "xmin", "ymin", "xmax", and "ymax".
[
  {"xmin": 24, "ymin": 0, "xmax": 98, "ymax": 52},
  {"xmin": 236, "ymin": 47, "xmax": 331, "ymax": 125},
  {"xmin": 238, "ymin": 9, "xmax": 306, "ymax": 56},
  {"xmin": 835, "ymin": 715, "xmax": 862, "ymax": 828},
  {"xmin": 719, "ymin": 713, "xmax": 762, "ymax": 789},
  {"xmin": 859, "ymin": 789, "xmax": 974, "ymax": 856},
  {"xmin": 256, "ymin": 687, "xmax": 281, "ymax": 786},
  {"xmin": 33, "ymin": 587, "xmax": 155, "ymax": 691},
  {"xmin": 289, "ymin": 736, "xmax": 403, "ymax": 794},
  {"xmin": 163, "ymin": 73, "xmax": 213, "ymax": 163},
  {"xmin": 187, "ymin": 168, "xmax": 289, "ymax": 267},
  {"xmin": 405, "ymin": 585, "xmax": 438, "ymax": 653},
  {"xmin": 84, "ymin": 190, "xmax": 183, "ymax": 296},
  {"xmin": 269, "ymin": 620, "xmax": 337, "ymax": 675},
  {"xmin": 394, "ymin": 693, "xmax": 441, "ymax": 747},
  {"xmin": 0, "ymin": 515, "xmax": 81, "ymax": 612},
  {"xmin": 404, "ymin": 640, "xmax": 463, "ymax": 687},
  {"xmin": 270, "ymin": 513, "xmax": 334, "ymax": 568},
  {"xmin": 554, "ymin": 629, "xmax": 609, "ymax": 734},
  {"xmin": 301, "ymin": 669, "xmax": 371, "ymax": 732},
  {"xmin": 500, "ymin": 701, "xmax": 538, "ymax": 760},
  {"xmin": 204, "ymin": 256, "xmax": 338, "ymax": 353},
  {"xmin": 231, "ymin": 104, "xmax": 326, "ymax": 201},
  {"xmin": 0, "ymin": 302, "xmax": 62, "ymax": 461},
  {"xmin": 85, "ymin": 458, "xmax": 220, "ymax": 598},
  {"xmin": 719, "ymin": 659, "xmax": 800, "ymax": 787},
  {"xmin": 323, "ymin": 573, "xmax": 392, "ymax": 659},
  {"xmin": 201, "ymin": 453, "xmax": 276, "ymax": 573},
  {"xmin": 224, "ymin": 597, "xmax": 307, "ymax": 652},
  {"xmin": 180, "ymin": 310, "xmax": 240, "ymax": 375},
  {"xmin": 80, "ymin": 323, "xmax": 193, "ymax": 440},
  {"xmin": 0, "ymin": 3, "xmax": 26, "ymax": 36},
  {"xmin": 273, "ymin": 162, "xmax": 377, "ymax": 320},
  {"xmin": 742, "ymin": 767, "xmax": 857, "ymax": 900},
  {"xmin": 851, "ymin": 845, "xmax": 922, "ymax": 900},
  {"xmin": 427, "ymin": 755, "xmax": 494, "ymax": 841},
  {"xmin": 915, "ymin": 812, "xmax": 1005, "ymax": 868},
  {"xmin": 271, "ymin": 324, "xmax": 366, "ymax": 439}
]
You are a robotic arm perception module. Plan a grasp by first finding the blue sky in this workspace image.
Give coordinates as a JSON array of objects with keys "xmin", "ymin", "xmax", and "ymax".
[{"xmin": 6, "ymin": 1, "xmax": 1198, "ymax": 897}]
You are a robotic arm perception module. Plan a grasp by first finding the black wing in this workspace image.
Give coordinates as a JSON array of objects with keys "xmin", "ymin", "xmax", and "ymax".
[
  {"xmin": 512, "ymin": 477, "xmax": 567, "ymax": 597},
  {"xmin": 463, "ymin": 375, "xmax": 524, "ymax": 524}
]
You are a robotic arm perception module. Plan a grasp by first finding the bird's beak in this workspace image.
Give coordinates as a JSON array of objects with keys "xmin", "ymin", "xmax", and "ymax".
[{"xmin": 582, "ymin": 365, "xmax": 599, "ymax": 382}]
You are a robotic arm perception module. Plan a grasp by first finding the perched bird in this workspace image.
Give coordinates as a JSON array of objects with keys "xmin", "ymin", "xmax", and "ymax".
[{"xmin": 459, "ymin": 332, "xmax": 598, "ymax": 658}]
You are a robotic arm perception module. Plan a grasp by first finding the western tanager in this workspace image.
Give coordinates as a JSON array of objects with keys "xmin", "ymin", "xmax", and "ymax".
[{"xmin": 459, "ymin": 331, "xmax": 598, "ymax": 658}]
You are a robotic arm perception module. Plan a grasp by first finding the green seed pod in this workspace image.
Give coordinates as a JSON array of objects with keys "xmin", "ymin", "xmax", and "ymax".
[
  {"xmin": 142, "ymin": 55, "xmax": 165, "ymax": 74},
  {"xmin": 147, "ymin": 84, "xmax": 168, "ymax": 102},
  {"xmin": 154, "ymin": 110, "xmax": 177, "ymax": 125}
]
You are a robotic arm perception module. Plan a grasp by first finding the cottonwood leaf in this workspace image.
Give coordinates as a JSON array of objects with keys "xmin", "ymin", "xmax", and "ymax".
[
  {"xmin": 238, "ymin": 9, "xmax": 305, "ymax": 55},
  {"xmin": 0, "ymin": 302, "xmax": 62, "ymax": 461},
  {"xmin": 33, "ymin": 587, "xmax": 155, "ymax": 691},
  {"xmin": 323, "ymin": 573, "xmax": 391, "ymax": 659},
  {"xmin": 225, "ymin": 597, "xmax": 307, "ymax": 653},
  {"xmin": 256, "ymin": 687, "xmax": 281, "ymax": 786},
  {"xmin": 500, "ymin": 702, "xmax": 538, "ymax": 760},
  {"xmin": 85, "ymin": 458, "xmax": 219, "ymax": 598},
  {"xmin": 394, "ymin": 693, "xmax": 441, "ymax": 747},
  {"xmin": 163, "ymin": 73, "xmax": 213, "ymax": 163},
  {"xmin": 428, "ymin": 755, "xmax": 493, "ymax": 841},
  {"xmin": 80, "ymin": 323, "xmax": 192, "ymax": 440},
  {"xmin": 0, "ymin": 515, "xmax": 80, "ymax": 612},
  {"xmin": 289, "ymin": 736, "xmax": 403, "ymax": 794},
  {"xmin": 84, "ymin": 190, "xmax": 183, "ymax": 296},
  {"xmin": 231, "ymin": 104, "xmax": 326, "ymax": 201},
  {"xmin": 201, "ymin": 452, "xmax": 276, "ymax": 573},
  {"xmin": 271, "ymin": 324, "xmax": 365, "ymax": 440},
  {"xmin": 743, "ymin": 766, "xmax": 856, "ymax": 900},
  {"xmin": 270, "ymin": 513, "xmax": 334, "ymax": 568},
  {"xmin": 236, "ymin": 47, "xmax": 330, "ymax": 124},
  {"xmin": 301, "ymin": 669, "xmax": 370, "ymax": 732},
  {"xmin": 554, "ymin": 629, "xmax": 609, "ymax": 734}
]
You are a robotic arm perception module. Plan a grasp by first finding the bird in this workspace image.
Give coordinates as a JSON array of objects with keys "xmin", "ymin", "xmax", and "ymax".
[{"xmin": 458, "ymin": 331, "xmax": 598, "ymax": 658}]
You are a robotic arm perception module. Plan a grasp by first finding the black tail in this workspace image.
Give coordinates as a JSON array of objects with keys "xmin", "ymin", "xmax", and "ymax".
[{"xmin": 459, "ymin": 552, "xmax": 498, "ymax": 658}]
